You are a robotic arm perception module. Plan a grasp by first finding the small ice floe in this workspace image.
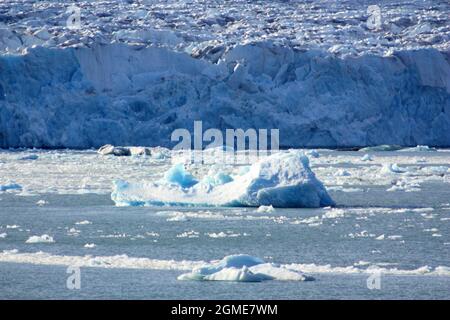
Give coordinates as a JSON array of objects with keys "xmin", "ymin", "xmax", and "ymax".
[
  {"xmin": 0, "ymin": 232, "xmax": 7, "ymax": 238},
  {"xmin": 400, "ymin": 145, "xmax": 437, "ymax": 152},
  {"xmin": 98, "ymin": 144, "xmax": 151, "ymax": 156},
  {"xmin": 256, "ymin": 205, "xmax": 275, "ymax": 213},
  {"xmin": 145, "ymin": 232, "xmax": 160, "ymax": 237},
  {"xmin": 2, "ymin": 249, "xmax": 18, "ymax": 254},
  {"xmin": 387, "ymin": 180, "xmax": 421, "ymax": 192},
  {"xmin": 6, "ymin": 225, "xmax": 19, "ymax": 229},
  {"xmin": 18, "ymin": 154, "xmax": 38, "ymax": 161},
  {"xmin": 25, "ymin": 234, "xmax": 55, "ymax": 244},
  {"xmin": 383, "ymin": 163, "xmax": 408, "ymax": 174},
  {"xmin": 167, "ymin": 214, "xmax": 189, "ymax": 222},
  {"xmin": 67, "ymin": 228, "xmax": 80, "ymax": 235},
  {"xmin": 177, "ymin": 254, "xmax": 314, "ymax": 282},
  {"xmin": 84, "ymin": 243, "xmax": 96, "ymax": 248},
  {"xmin": 333, "ymin": 169, "xmax": 351, "ymax": 177},
  {"xmin": 359, "ymin": 145, "xmax": 402, "ymax": 152},
  {"xmin": 375, "ymin": 234, "xmax": 385, "ymax": 240},
  {"xmin": 206, "ymin": 231, "xmax": 243, "ymax": 238},
  {"xmin": 75, "ymin": 220, "xmax": 92, "ymax": 225},
  {"xmin": 327, "ymin": 186, "xmax": 363, "ymax": 192},
  {"xmin": 112, "ymin": 152, "xmax": 334, "ymax": 208},
  {"xmin": 360, "ymin": 154, "xmax": 373, "ymax": 161},
  {"xmin": 432, "ymin": 233, "xmax": 442, "ymax": 237},
  {"xmin": 0, "ymin": 183, "xmax": 22, "ymax": 192},
  {"xmin": 36, "ymin": 200, "xmax": 48, "ymax": 206},
  {"xmin": 176, "ymin": 230, "xmax": 199, "ymax": 238},
  {"xmin": 347, "ymin": 230, "xmax": 375, "ymax": 238},
  {"xmin": 387, "ymin": 235, "xmax": 403, "ymax": 240}
]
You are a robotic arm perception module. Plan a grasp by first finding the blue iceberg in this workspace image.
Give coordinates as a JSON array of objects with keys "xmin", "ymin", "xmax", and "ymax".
[{"xmin": 111, "ymin": 152, "xmax": 334, "ymax": 208}]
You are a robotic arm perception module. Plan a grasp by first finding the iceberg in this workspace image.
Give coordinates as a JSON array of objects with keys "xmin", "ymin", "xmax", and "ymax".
[
  {"xmin": 111, "ymin": 152, "xmax": 335, "ymax": 208},
  {"xmin": 177, "ymin": 254, "xmax": 314, "ymax": 282}
]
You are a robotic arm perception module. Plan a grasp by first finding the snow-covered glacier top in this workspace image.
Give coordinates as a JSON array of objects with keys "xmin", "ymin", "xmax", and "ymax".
[{"xmin": 0, "ymin": 0, "xmax": 448, "ymax": 57}]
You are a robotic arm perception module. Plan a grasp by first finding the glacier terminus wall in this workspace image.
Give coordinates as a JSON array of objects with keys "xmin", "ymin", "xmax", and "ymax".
[{"xmin": 0, "ymin": 42, "xmax": 449, "ymax": 149}]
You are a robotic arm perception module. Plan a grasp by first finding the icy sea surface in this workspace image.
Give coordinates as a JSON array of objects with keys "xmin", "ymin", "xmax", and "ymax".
[{"xmin": 1, "ymin": 149, "xmax": 450, "ymax": 299}]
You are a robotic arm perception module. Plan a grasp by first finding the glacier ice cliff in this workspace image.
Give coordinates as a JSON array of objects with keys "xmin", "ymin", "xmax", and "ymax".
[{"xmin": 0, "ymin": 42, "xmax": 449, "ymax": 148}]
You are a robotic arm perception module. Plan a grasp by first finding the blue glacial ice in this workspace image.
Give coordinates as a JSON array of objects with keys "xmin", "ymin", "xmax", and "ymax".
[
  {"xmin": 111, "ymin": 152, "xmax": 334, "ymax": 208},
  {"xmin": 177, "ymin": 254, "xmax": 314, "ymax": 282},
  {"xmin": 0, "ymin": 42, "xmax": 449, "ymax": 149}
]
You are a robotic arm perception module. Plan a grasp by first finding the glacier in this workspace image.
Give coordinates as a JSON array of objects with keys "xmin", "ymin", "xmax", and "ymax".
[
  {"xmin": 111, "ymin": 152, "xmax": 335, "ymax": 208},
  {"xmin": 0, "ymin": 42, "xmax": 449, "ymax": 148},
  {"xmin": 0, "ymin": 0, "xmax": 449, "ymax": 149}
]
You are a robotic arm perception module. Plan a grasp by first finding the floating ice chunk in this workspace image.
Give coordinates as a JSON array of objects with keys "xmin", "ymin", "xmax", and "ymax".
[
  {"xmin": 256, "ymin": 205, "xmax": 275, "ymax": 213},
  {"xmin": 375, "ymin": 234, "xmax": 385, "ymax": 240},
  {"xmin": 2, "ymin": 249, "xmax": 18, "ymax": 254},
  {"xmin": 400, "ymin": 145, "xmax": 437, "ymax": 152},
  {"xmin": 19, "ymin": 154, "xmax": 38, "ymax": 161},
  {"xmin": 360, "ymin": 154, "xmax": 373, "ymax": 161},
  {"xmin": 387, "ymin": 180, "xmax": 421, "ymax": 192},
  {"xmin": 98, "ymin": 145, "xmax": 151, "ymax": 156},
  {"xmin": 6, "ymin": 225, "xmax": 19, "ymax": 229},
  {"xmin": 177, "ymin": 254, "xmax": 313, "ymax": 282},
  {"xmin": 25, "ymin": 234, "xmax": 55, "ymax": 244},
  {"xmin": 111, "ymin": 152, "xmax": 334, "ymax": 208},
  {"xmin": 167, "ymin": 213, "xmax": 189, "ymax": 222},
  {"xmin": 359, "ymin": 145, "xmax": 402, "ymax": 152},
  {"xmin": 84, "ymin": 243, "xmax": 96, "ymax": 248},
  {"xmin": 36, "ymin": 200, "xmax": 48, "ymax": 206},
  {"xmin": 75, "ymin": 220, "xmax": 92, "ymax": 225},
  {"xmin": 206, "ymin": 231, "xmax": 242, "ymax": 238},
  {"xmin": 0, "ymin": 183, "xmax": 22, "ymax": 192},
  {"xmin": 334, "ymin": 169, "xmax": 351, "ymax": 177},
  {"xmin": 383, "ymin": 163, "xmax": 408, "ymax": 174},
  {"xmin": 0, "ymin": 233, "xmax": 7, "ymax": 238},
  {"xmin": 176, "ymin": 230, "xmax": 199, "ymax": 238}
]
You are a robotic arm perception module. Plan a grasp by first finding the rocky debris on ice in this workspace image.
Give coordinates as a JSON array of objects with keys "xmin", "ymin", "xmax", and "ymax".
[
  {"xmin": 178, "ymin": 254, "xmax": 314, "ymax": 282},
  {"xmin": 111, "ymin": 152, "xmax": 335, "ymax": 208}
]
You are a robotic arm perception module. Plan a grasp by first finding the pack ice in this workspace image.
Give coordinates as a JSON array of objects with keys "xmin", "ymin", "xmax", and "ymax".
[{"xmin": 111, "ymin": 152, "xmax": 334, "ymax": 208}]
